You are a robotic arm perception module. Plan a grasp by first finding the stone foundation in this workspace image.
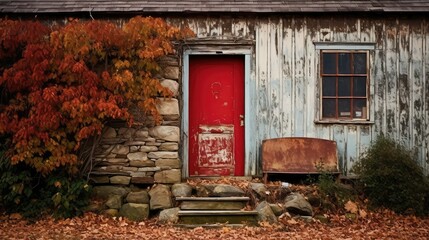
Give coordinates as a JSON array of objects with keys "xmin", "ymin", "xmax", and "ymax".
[{"xmin": 89, "ymin": 55, "xmax": 182, "ymax": 185}]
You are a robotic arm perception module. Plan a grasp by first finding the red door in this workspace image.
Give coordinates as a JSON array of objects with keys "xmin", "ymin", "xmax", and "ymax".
[{"xmin": 189, "ymin": 55, "xmax": 244, "ymax": 176}]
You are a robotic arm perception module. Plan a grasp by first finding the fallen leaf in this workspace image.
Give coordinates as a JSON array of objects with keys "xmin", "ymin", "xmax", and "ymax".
[{"xmin": 344, "ymin": 200, "xmax": 358, "ymax": 214}]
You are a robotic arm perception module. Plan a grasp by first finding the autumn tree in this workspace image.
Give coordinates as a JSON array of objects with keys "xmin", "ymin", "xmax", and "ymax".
[{"xmin": 0, "ymin": 17, "xmax": 193, "ymax": 175}]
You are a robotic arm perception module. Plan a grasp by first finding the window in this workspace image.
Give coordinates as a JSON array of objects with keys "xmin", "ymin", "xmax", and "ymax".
[{"xmin": 320, "ymin": 51, "xmax": 369, "ymax": 120}]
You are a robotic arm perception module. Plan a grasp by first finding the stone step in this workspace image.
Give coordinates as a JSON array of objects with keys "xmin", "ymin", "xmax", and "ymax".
[
  {"xmin": 178, "ymin": 210, "xmax": 258, "ymax": 225},
  {"xmin": 176, "ymin": 197, "xmax": 250, "ymax": 210}
]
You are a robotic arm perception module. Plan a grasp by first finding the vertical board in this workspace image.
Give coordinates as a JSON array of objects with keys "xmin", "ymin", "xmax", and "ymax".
[
  {"xmin": 293, "ymin": 18, "xmax": 306, "ymax": 136},
  {"xmin": 398, "ymin": 20, "xmax": 411, "ymax": 147},
  {"xmin": 281, "ymin": 17, "xmax": 294, "ymax": 136}
]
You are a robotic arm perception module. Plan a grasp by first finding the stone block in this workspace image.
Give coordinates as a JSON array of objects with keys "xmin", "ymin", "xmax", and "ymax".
[
  {"xmin": 111, "ymin": 145, "xmax": 129, "ymax": 155},
  {"xmin": 154, "ymin": 169, "xmax": 181, "ymax": 184},
  {"xmin": 135, "ymin": 130, "xmax": 149, "ymax": 138},
  {"xmin": 110, "ymin": 176, "xmax": 131, "ymax": 185},
  {"xmin": 129, "ymin": 159, "xmax": 155, "ymax": 167},
  {"xmin": 126, "ymin": 191, "xmax": 149, "ymax": 204},
  {"xmin": 171, "ymin": 183, "xmax": 192, "ymax": 197},
  {"xmin": 92, "ymin": 186, "xmax": 130, "ymax": 200},
  {"xmin": 118, "ymin": 128, "xmax": 136, "ymax": 138},
  {"xmin": 90, "ymin": 176, "xmax": 110, "ymax": 184},
  {"xmin": 138, "ymin": 167, "xmax": 161, "ymax": 172},
  {"xmin": 156, "ymin": 98, "xmax": 179, "ymax": 116},
  {"xmin": 163, "ymin": 66, "xmax": 179, "ymax": 80},
  {"xmin": 148, "ymin": 151, "xmax": 178, "ymax": 159},
  {"xmin": 119, "ymin": 203, "xmax": 149, "ymax": 221},
  {"xmin": 102, "ymin": 127, "xmax": 117, "ymax": 138},
  {"xmin": 159, "ymin": 142, "xmax": 179, "ymax": 151},
  {"xmin": 160, "ymin": 79, "xmax": 179, "ymax": 96},
  {"xmin": 149, "ymin": 126, "xmax": 179, "ymax": 142},
  {"xmin": 149, "ymin": 184, "xmax": 173, "ymax": 210},
  {"xmin": 107, "ymin": 158, "xmax": 128, "ymax": 164},
  {"xmin": 106, "ymin": 195, "xmax": 122, "ymax": 209},
  {"xmin": 139, "ymin": 146, "xmax": 158, "ymax": 152},
  {"xmin": 127, "ymin": 152, "xmax": 148, "ymax": 161},
  {"xmin": 155, "ymin": 159, "xmax": 181, "ymax": 169},
  {"xmin": 130, "ymin": 146, "xmax": 140, "ymax": 152},
  {"xmin": 159, "ymin": 207, "xmax": 180, "ymax": 223},
  {"xmin": 131, "ymin": 177, "xmax": 154, "ymax": 184}
]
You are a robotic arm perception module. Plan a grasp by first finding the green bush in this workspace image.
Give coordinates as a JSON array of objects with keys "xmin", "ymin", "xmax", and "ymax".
[
  {"xmin": 318, "ymin": 172, "xmax": 356, "ymax": 208},
  {"xmin": 0, "ymin": 140, "xmax": 91, "ymax": 219},
  {"xmin": 352, "ymin": 135, "xmax": 429, "ymax": 215}
]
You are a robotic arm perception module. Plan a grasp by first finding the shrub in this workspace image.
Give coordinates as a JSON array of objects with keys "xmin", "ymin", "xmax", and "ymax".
[
  {"xmin": 352, "ymin": 135, "xmax": 429, "ymax": 215},
  {"xmin": 0, "ymin": 139, "xmax": 91, "ymax": 219}
]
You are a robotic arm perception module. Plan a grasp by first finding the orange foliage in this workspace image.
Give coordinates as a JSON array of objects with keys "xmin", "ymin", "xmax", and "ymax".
[{"xmin": 0, "ymin": 17, "xmax": 193, "ymax": 175}]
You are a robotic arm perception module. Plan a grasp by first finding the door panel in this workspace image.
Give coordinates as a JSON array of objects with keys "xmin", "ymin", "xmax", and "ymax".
[{"xmin": 189, "ymin": 55, "xmax": 244, "ymax": 176}]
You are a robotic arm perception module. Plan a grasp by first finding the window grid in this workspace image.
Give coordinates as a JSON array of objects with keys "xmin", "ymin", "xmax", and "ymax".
[{"xmin": 320, "ymin": 50, "xmax": 369, "ymax": 120}]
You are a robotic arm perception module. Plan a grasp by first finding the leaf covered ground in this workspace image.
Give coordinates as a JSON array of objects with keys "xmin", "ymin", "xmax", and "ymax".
[{"xmin": 0, "ymin": 211, "xmax": 428, "ymax": 240}]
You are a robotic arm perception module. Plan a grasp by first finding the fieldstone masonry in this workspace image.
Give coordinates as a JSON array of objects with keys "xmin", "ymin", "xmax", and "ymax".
[{"xmin": 90, "ymin": 55, "xmax": 182, "ymax": 186}]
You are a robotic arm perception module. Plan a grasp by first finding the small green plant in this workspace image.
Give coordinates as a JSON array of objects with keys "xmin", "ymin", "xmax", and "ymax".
[
  {"xmin": 0, "ymin": 139, "xmax": 92, "ymax": 219},
  {"xmin": 352, "ymin": 135, "xmax": 429, "ymax": 215}
]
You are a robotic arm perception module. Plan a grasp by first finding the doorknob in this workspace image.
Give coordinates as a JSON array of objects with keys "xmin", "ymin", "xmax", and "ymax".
[{"xmin": 240, "ymin": 114, "xmax": 244, "ymax": 126}]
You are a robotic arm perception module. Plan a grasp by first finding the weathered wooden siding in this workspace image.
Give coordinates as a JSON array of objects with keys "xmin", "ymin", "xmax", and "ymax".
[{"xmin": 170, "ymin": 15, "xmax": 429, "ymax": 175}]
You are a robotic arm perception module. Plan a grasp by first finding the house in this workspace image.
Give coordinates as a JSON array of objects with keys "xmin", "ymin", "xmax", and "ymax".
[{"xmin": 2, "ymin": 1, "xmax": 429, "ymax": 184}]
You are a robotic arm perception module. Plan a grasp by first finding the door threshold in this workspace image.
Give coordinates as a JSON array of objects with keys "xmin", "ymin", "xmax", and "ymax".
[{"xmin": 186, "ymin": 176, "xmax": 253, "ymax": 181}]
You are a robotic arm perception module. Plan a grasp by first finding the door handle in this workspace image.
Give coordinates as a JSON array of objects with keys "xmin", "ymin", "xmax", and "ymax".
[{"xmin": 240, "ymin": 114, "xmax": 244, "ymax": 126}]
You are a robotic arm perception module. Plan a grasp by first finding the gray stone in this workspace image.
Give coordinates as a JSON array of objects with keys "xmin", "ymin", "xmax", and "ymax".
[
  {"xmin": 163, "ymin": 66, "xmax": 179, "ymax": 80},
  {"xmin": 159, "ymin": 142, "xmax": 179, "ymax": 151},
  {"xmin": 110, "ymin": 176, "xmax": 131, "ymax": 185},
  {"xmin": 118, "ymin": 128, "xmax": 136, "ymax": 138},
  {"xmin": 127, "ymin": 152, "xmax": 148, "ymax": 161},
  {"xmin": 195, "ymin": 185, "xmax": 217, "ymax": 197},
  {"xmin": 130, "ymin": 172, "xmax": 146, "ymax": 177},
  {"xmin": 119, "ymin": 203, "xmax": 149, "ymax": 221},
  {"xmin": 148, "ymin": 184, "xmax": 173, "ymax": 210},
  {"xmin": 111, "ymin": 145, "xmax": 129, "ymax": 155},
  {"xmin": 149, "ymin": 126, "xmax": 179, "ymax": 142},
  {"xmin": 212, "ymin": 184, "xmax": 245, "ymax": 197},
  {"xmin": 99, "ymin": 145, "xmax": 114, "ymax": 155},
  {"xmin": 146, "ymin": 142, "xmax": 162, "ymax": 146},
  {"xmin": 269, "ymin": 203, "xmax": 284, "ymax": 216},
  {"xmin": 85, "ymin": 201, "xmax": 106, "ymax": 213},
  {"xmin": 159, "ymin": 207, "xmax": 180, "ymax": 223},
  {"xmin": 90, "ymin": 176, "xmax": 110, "ymax": 184},
  {"xmin": 154, "ymin": 169, "xmax": 181, "ymax": 184},
  {"xmin": 160, "ymin": 79, "xmax": 179, "ymax": 96},
  {"xmin": 103, "ymin": 209, "xmax": 119, "ymax": 217},
  {"xmin": 125, "ymin": 141, "xmax": 146, "ymax": 146},
  {"xmin": 107, "ymin": 158, "xmax": 128, "ymax": 164},
  {"xmin": 139, "ymin": 146, "xmax": 159, "ymax": 152},
  {"xmin": 284, "ymin": 193, "xmax": 313, "ymax": 216},
  {"xmin": 126, "ymin": 191, "xmax": 150, "ymax": 204},
  {"xmin": 92, "ymin": 186, "xmax": 130, "ymax": 200},
  {"xmin": 148, "ymin": 151, "xmax": 178, "ymax": 159},
  {"xmin": 102, "ymin": 127, "xmax": 117, "ymax": 138},
  {"xmin": 155, "ymin": 159, "xmax": 181, "ymax": 169},
  {"xmin": 131, "ymin": 177, "xmax": 154, "ymax": 184},
  {"xmin": 130, "ymin": 159, "xmax": 155, "ymax": 167},
  {"xmin": 171, "ymin": 183, "xmax": 193, "ymax": 197},
  {"xmin": 256, "ymin": 201, "xmax": 278, "ymax": 223},
  {"xmin": 106, "ymin": 195, "xmax": 122, "ymax": 209},
  {"xmin": 250, "ymin": 183, "xmax": 268, "ymax": 199},
  {"xmin": 138, "ymin": 167, "xmax": 161, "ymax": 172},
  {"xmin": 159, "ymin": 55, "xmax": 179, "ymax": 66},
  {"xmin": 135, "ymin": 130, "xmax": 149, "ymax": 138},
  {"xmin": 122, "ymin": 166, "xmax": 138, "ymax": 172},
  {"xmin": 130, "ymin": 146, "xmax": 140, "ymax": 152},
  {"xmin": 156, "ymin": 98, "xmax": 179, "ymax": 116}
]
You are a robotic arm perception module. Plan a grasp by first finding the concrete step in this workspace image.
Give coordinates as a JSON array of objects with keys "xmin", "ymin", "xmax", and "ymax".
[
  {"xmin": 176, "ymin": 197, "xmax": 250, "ymax": 210},
  {"xmin": 178, "ymin": 210, "xmax": 258, "ymax": 225}
]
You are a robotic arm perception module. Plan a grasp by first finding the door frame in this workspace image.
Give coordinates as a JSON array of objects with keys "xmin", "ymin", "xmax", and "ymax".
[{"xmin": 182, "ymin": 46, "xmax": 252, "ymax": 177}]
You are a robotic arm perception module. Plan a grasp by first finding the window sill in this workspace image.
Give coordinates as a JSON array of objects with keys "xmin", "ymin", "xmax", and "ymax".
[{"xmin": 314, "ymin": 120, "xmax": 374, "ymax": 125}]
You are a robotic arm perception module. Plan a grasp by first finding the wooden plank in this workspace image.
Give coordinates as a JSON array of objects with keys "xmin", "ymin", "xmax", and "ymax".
[
  {"xmin": 281, "ymin": 17, "xmax": 294, "ymax": 136},
  {"xmin": 256, "ymin": 20, "xmax": 270, "ymax": 142},
  {"xmin": 373, "ymin": 21, "xmax": 386, "ymax": 135},
  {"xmin": 345, "ymin": 126, "xmax": 358, "ymax": 174},
  {"xmin": 410, "ymin": 22, "xmax": 424, "ymax": 167},
  {"xmin": 305, "ymin": 17, "xmax": 317, "ymax": 137},
  {"xmin": 268, "ymin": 17, "xmax": 282, "ymax": 138},
  {"xmin": 423, "ymin": 19, "xmax": 429, "ymax": 175},
  {"xmin": 332, "ymin": 125, "xmax": 346, "ymax": 174},
  {"xmin": 385, "ymin": 20, "xmax": 398, "ymax": 140},
  {"xmin": 398, "ymin": 20, "xmax": 411, "ymax": 147},
  {"xmin": 293, "ymin": 18, "xmax": 306, "ymax": 136}
]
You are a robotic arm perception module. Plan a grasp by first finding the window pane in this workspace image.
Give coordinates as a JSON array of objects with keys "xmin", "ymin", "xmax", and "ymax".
[
  {"xmin": 353, "ymin": 77, "xmax": 367, "ymax": 97},
  {"xmin": 353, "ymin": 53, "xmax": 367, "ymax": 74},
  {"xmin": 338, "ymin": 77, "xmax": 351, "ymax": 96},
  {"xmin": 322, "ymin": 99, "xmax": 336, "ymax": 118},
  {"xmin": 338, "ymin": 53, "xmax": 351, "ymax": 74},
  {"xmin": 338, "ymin": 99, "xmax": 351, "ymax": 117},
  {"xmin": 322, "ymin": 77, "xmax": 336, "ymax": 96},
  {"xmin": 353, "ymin": 99, "xmax": 367, "ymax": 118},
  {"xmin": 322, "ymin": 53, "xmax": 336, "ymax": 74}
]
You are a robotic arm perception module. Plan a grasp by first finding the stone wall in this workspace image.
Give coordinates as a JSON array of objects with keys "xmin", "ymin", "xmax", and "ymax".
[{"xmin": 89, "ymin": 55, "xmax": 182, "ymax": 185}]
